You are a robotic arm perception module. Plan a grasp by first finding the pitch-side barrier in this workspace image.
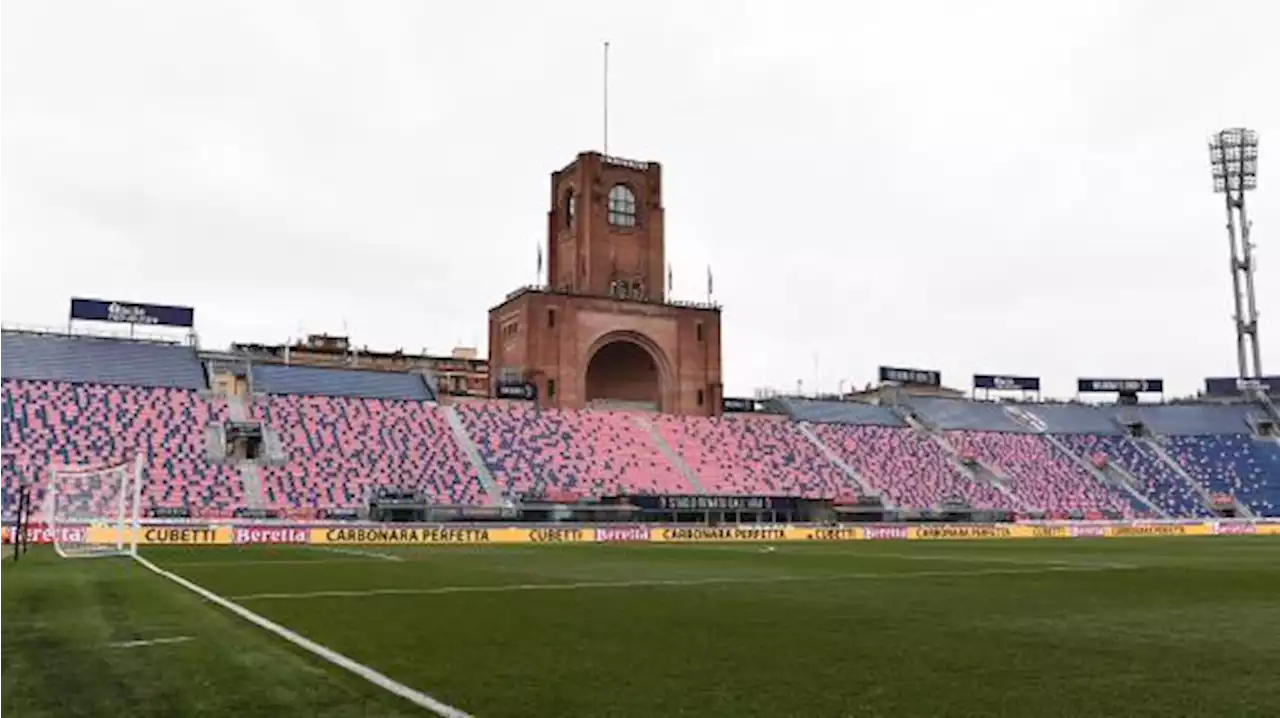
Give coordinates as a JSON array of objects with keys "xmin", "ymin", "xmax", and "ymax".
[{"xmin": 2, "ymin": 519, "xmax": 1278, "ymax": 546}]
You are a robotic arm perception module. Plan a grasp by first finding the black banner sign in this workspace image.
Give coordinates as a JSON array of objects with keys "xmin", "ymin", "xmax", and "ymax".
[
  {"xmin": 722, "ymin": 397, "xmax": 758, "ymax": 413},
  {"xmin": 70, "ymin": 298, "xmax": 195, "ymax": 328},
  {"xmin": 626, "ymin": 495, "xmax": 799, "ymax": 512},
  {"xmin": 495, "ymin": 381, "xmax": 537, "ymax": 401},
  {"xmin": 974, "ymin": 374, "xmax": 1041, "ymax": 391},
  {"xmin": 1204, "ymin": 376, "xmax": 1278, "ymax": 396},
  {"xmin": 147, "ymin": 506, "xmax": 191, "ymax": 519},
  {"xmin": 879, "ymin": 365, "xmax": 941, "ymax": 387},
  {"xmin": 232, "ymin": 507, "xmax": 281, "ymax": 519},
  {"xmin": 1077, "ymin": 378, "xmax": 1164, "ymax": 394}
]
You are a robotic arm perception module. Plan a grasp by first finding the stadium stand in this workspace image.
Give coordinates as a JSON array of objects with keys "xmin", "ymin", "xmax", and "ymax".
[
  {"xmin": 653, "ymin": 414, "xmax": 855, "ymax": 496},
  {"xmin": 252, "ymin": 394, "xmax": 485, "ymax": 509},
  {"xmin": 1, "ymin": 379, "xmax": 242, "ymax": 516},
  {"xmin": 902, "ymin": 397, "xmax": 1031, "ymax": 433},
  {"xmin": 776, "ymin": 398, "xmax": 907, "ymax": 427},
  {"xmin": 812, "ymin": 423, "xmax": 1010, "ymax": 509},
  {"xmin": 1057, "ymin": 434, "xmax": 1212, "ymax": 517},
  {"xmin": 2, "ymin": 327, "xmax": 1277, "ymax": 519},
  {"xmin": 250, "ymin": 363, "xmax": 433, "ymax": 401},
  {"xmin": 456, "ymin": 402, "xmax": 692, "ymax": 498},
  {"xmin": 944, "ymin": 431, "xmax": 1132, "ymax": 516},
  {"xmin": 1016, "ymin": 403, "xmax": 1121, "ymax": 435},
  {"xmin": 0, "ymin": 330, "xmax": 205, "ymax": 389},
  {"xmin": 1165, "ymin": 434, "xmax": 1280, "ymax": 517},
  {"xmin": 1128, "ymin": 404, "xmax": 1255, "ymax": 436}
]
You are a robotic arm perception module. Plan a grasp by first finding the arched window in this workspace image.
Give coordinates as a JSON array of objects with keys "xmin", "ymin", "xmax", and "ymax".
[
  {"xmin": 607, "ymin": 184, "xmax": 637, "ymax": 227},
  {"xmin": 565, "ymin": 189, "xmax": 576, "ymax": 228}
]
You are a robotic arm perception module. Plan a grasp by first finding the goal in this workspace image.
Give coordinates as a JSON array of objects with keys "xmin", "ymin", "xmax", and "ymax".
[{"xmin": 45, "ymin": 455, "xmax": 144, "ymax": 559}]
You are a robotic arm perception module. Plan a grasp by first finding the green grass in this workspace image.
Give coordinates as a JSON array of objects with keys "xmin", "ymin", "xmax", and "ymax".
[{"xmin": 4, "ymin": 538, "xmax": 1280, "ymax": 717}]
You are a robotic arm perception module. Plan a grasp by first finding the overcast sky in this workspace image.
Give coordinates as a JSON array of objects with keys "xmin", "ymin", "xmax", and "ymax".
[{"xmin": 2, "ymin": 0, "xmax": 1277, "ymax": 398}]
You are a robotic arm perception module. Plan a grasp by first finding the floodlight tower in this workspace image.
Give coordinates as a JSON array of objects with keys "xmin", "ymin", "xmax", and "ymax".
[{"xmin": 1209, "ymin": 128, "xmax": 1262, "ymax": 381}]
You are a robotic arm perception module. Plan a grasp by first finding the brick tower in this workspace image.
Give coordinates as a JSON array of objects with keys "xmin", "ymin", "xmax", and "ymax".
[{"xmin": 487, "ymin": 151, "xmax": 723, "ymax": 416}]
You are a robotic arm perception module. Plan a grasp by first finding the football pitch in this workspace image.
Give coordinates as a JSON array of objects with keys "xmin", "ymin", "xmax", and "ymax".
[{"xmin": 4, "ymin": 537, "xmax": 1279, "ymax": 717}]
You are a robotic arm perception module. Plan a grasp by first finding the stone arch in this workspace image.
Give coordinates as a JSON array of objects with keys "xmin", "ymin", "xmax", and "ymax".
[{"xmin": 581, "ymin": 330, "xmax": 672, "ymax": 411}]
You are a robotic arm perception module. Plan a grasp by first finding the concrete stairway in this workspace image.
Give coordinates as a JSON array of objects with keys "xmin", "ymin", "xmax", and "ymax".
[
  {"xmin": 440, "ymin": 404, "xmax": 504, "ymax": 504},
  {"xmin": 795, "ymin": 422, "xmax": 877, "ymax": 499},
  {"xmin": 238, "ymin": 463, "xmax": 266, "ymax": 510},
  {"xmin": 631, "ymin": 415, "xmax": 708, "ymax": 494}
]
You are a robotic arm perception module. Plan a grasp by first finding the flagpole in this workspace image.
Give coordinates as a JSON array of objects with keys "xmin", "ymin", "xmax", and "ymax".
[{"xmin": 603, "ymin": 41, "xmax": 610, "ymax": 156}]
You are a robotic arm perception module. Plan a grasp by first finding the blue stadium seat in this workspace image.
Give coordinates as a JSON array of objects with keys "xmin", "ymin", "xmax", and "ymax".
[
  {"xmin": 1, "ymin": 331, "xmax": 205, "ymax": 390},
  {"xmin": 251, "ymin": 363, "xmax": 432, "ymax": 401}
]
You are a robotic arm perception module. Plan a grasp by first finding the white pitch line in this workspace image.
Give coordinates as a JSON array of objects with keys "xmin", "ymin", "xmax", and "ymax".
[
  {"xmin": 308, "ymin": 546, "xmax": 405, "ymax": 562},
  {"xmin": 229, "ymin": 564, "xmax": 1135, "ymax": 602},
  {"xmin": 157, "ymin": 558, "xmax": 379, "ymax": 568},
  {"xmin": 108, "ymin": 636, "xmax": 195, "ymax": 649},
  {"xmin": 653, "ymin": 544, "xmax": 1138, "ymax": 569},
  {"xmin": 133, "ymin": 555, "xmax": 472, "ymax": 718}
]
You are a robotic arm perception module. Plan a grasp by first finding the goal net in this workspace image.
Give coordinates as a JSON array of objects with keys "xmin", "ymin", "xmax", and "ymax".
[{"xmin": 45, "ymin": 456, "xmax": 144, "ymax": 559}]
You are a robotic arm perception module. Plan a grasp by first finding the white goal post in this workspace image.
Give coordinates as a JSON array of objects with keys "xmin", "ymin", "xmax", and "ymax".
[{"xmin": 45, "ymin": 455, "xmax": 144, "ymax": 559}]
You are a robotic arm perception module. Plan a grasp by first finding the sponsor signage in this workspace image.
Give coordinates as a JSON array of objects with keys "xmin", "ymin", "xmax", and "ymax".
[
  {"xmin": 1212, "ymin": 522, "xmax": 1257, "ymax": 536},
  {"xmin": 721, "ymin": 397, "xmax": 758, "ymax": 413},
  {"xmin": 594, "ymin": 526, "xmax": 652, "ymax": 543},
  {"xmin": 973, "ymin": 374, "xmax": 1041, "ymax": 391},
  {"xmin": 316, "ymin": 527, "xmax": 494, "ymax": 544},
  {"xmin": 1077, "ymin": 378, "xmax": 1165, "ymax": 394},
  {"xmin": 1204, "ymin": 376, "xmax": 1279, "ymax": 396},
  {"xmin": 627, "ymin": 495, "xmax": 798, "ymax": 512},
  {"xmin": 1106, "ymin": 523, "xmax": 1205, "ymax": 538},
  {"xmin": 800, "ymin": 527, "xmax": 864, "ymax": 541},
  {"xmin": 148, "ymin": 506, "xmax": 192, "ymax": 519},
  {"xmin": 232, "ymin": 526, "xmax": 310, "ymax": 544},
  {"xmin": 652, "ymin": 526, "xmax": 790, "ymax": 542},
  {"xmin": 527, "ymin": 527, "xmax": 587, "ymax": 543},
  {"xmin": 878, "ymin": 365, "xmax": 941, "ymax": 387},
  {"xmin": 140, "ymin": 526, "xmax": 223, "ymax": 544},
  {"xmin": 9, "ymin": 519, "xmax": 1272, "ymax": 548},
  {"xmin": 863, "ymin": 525, "xmax": 910, "ymax": 541},
  {"xmin": 233, "ymin": 508, "xmax": 280, "ymax": 520},
  {"xmin": 70, "ymin": 298, "xmax": 195, "ymax": 328},
  {"xmin": 494, "ymin": 381, "xmax": 537, "ymax": 401},
  {"xmin": 912, "ymin": 525, "xmax": 1018, "ymax": 540},
  {"xmin": 1, "ymin": 524, "xmax": 88, "ymax": 544}
]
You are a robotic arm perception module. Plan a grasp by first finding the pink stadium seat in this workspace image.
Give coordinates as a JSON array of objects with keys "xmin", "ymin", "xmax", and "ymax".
[
  {"xmin": 253, "ymin": 395, "xmax": 487, "ymax": 511},
  {"xmin": 1, "ymin": 379, "xmax": 242, "ymax": 517},
  {"xmin": 812, "ymin": 424, "xmax": 1009, "ymax": 509},
  {"xmin": 653, "ymin": 415, "xmax": 853, "ymax": 497},
  {"xmin": 456, "ymin": 402, "xmax": 691, "ymax": 498},
  {"xmin": 945, "ymin": 431, "xmax": 1132, "ymax": 516}
]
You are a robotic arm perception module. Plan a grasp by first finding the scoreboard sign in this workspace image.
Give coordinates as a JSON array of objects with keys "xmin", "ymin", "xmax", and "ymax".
[
  {"xmin": 973, "ymin": 374, "xmax": 1041, "ymax": 391},
  {"xmin": 878, "ymin": 365, "xmax": 941, "ymax": 387},
  {"xmin": 1077, "ymin": 378, "xmax": 1164, "ymax": 393}
]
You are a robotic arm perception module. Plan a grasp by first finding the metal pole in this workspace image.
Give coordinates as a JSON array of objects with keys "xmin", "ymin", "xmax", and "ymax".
[
  {"xmin": 603, "ymin": 41, "xmax": 610, "ymax": 156},
  {"xmin": 1237, "ymin": 196, "xmax": 1263, "ymax": 376},
  {"xmin": 1223, "ymin": 178, "xmax": 1249, "ymax": 379},
  {"xmin": 11, "ymin": 486, "xmax": 22, "ymax": 560}
]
